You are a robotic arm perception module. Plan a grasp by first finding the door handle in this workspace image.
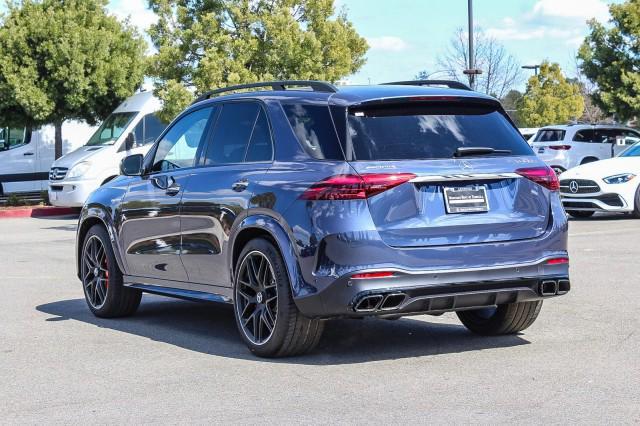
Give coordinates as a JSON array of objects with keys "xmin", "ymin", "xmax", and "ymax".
[
  {"xmin": 23, "ymin": 152, "xmax": 34, "ymax": 156},
  {"xmin": 232, "ymin": 179, "xmax": 249, "ymax": 192}
]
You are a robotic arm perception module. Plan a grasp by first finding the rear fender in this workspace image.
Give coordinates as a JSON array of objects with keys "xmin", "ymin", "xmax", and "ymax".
[{"xmin": 229, "ymin": 214, "xmax": 316, "ymax": 299}]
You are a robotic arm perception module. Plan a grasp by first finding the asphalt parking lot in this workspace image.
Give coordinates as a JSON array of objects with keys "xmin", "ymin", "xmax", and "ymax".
[{"xmin": 1, "ymin": 215, "xmax": 639, "ymax": 424}]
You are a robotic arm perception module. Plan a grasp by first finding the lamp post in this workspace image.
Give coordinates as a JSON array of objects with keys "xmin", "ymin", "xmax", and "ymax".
[
  {"xmin": 522, "ymin": 64, "xmax": 541, "ymax": 75},
  {"xmin": 463, "ymin": 0, "xmax": 482, "ymax": 89}
]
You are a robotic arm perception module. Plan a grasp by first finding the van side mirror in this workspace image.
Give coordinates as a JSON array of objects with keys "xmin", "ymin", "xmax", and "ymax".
[{"xmin": 120, "ymin": 154, "xmax": 144, "ymax": 176}]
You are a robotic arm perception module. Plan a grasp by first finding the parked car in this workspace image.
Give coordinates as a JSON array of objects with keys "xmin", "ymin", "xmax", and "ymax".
[
  {"xmin": 519, "ymin": 127, "xmax": 539, "ymax": 142},
  {"xmin": 76, "ymin": 80, "xmax": 570, "ymax": 357},
  {"xmin": 48, "ymin": 91, "xmax": 165, "ymax": 207},
  {"xmin": 0, "ymin": 121, "xmax": 95, "ymax": 195},
  {"xmin": 559, "ymin": 141, "xmax": 640, "ymax": 218},
  {"xmin": 530, "ymin": 124, "xmax": 640, "ymax": 175}
]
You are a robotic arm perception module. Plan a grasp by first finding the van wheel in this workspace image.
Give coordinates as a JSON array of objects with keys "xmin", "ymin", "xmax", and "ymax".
[
  {"xmin": 567, "ymin": 210, "xmax": 595, "ymax": 218},
  {"xmin": 81, "ymin": 225, "xmax": 141, "ymax": 317},
  {"xmin": 456, "ymin": 301, "xmax": 543, "ymax": 335},
  {"xmin": 233, "ymin": 238, "xmax": 324, "ymax": 357}
]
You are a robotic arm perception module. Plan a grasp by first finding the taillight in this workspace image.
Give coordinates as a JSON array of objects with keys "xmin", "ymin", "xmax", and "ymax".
[
  {"xmin": 549, "ymin": 145, "xmax": 572, "ymax": 150},
  {"xmin": 546, "ymin": 257, "xmax": 569, "ymax": 265},
  {"xmin": 516, "ymin": 166, "xmax": 560, "ymax": 191},
  {"xmin": 351, "ymin": 271, "xmax": 395, "ymax": 279},
  {"xmin": 300, "ymin": 173, "xmax": 416, "ymax": 200}
]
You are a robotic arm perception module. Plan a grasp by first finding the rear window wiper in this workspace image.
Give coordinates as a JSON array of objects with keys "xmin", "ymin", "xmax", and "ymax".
[{"xmin": 453, "ymin": 147, "xmax": 512, "ymax": 157}]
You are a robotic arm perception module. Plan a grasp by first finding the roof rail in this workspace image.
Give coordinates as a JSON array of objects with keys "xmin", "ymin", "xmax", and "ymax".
[
  {"xmin": 382, "ymin": 80, "xmax": 472, "ymax": 91},
  {"xmin": 192, "ymin": 80, "xmax": 338, "ymax": 104}
]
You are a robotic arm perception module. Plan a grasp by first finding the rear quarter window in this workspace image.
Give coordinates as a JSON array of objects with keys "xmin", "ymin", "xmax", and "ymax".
[
  {"xmin": 345, "ymin": 103, "xmax": 532, "ymax": 161},
  {"xmin": 281, "ymin": 103, "xmax": 344, "ymax": 160},
  {"xmin": 534, "ymin": 129, "xmax": 566, "ymax": 142}
]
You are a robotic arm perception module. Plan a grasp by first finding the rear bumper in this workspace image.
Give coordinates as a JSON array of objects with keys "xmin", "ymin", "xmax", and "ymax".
[{"xmin": 295, "ymin": 257, "xmax": 570, "ymax": 318}]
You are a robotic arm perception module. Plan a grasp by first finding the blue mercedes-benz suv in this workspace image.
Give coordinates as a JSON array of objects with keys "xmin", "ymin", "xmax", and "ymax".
[{"xmin": 76, "ymin": 80, "xmax": 569, "ymax": 357}]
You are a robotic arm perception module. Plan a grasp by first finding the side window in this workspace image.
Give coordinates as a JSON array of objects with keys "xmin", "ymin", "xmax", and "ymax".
[
  {"xmin": 573, "ymin": 129, "xmax": 595, "ymax": 142},
  {"xmin": 3, "ymin": 127, "xmax": 31, "ymax": 148},
  {"xmin": 151, "ymin": 107, "xmax": 213, "ymax": 173},
  {"xmin": 623, "ymin": 130, "xmax": 640, "ymax": 145},
  {"xmin": 245, "ymin": 109, "xmax": 273, "ymax": 162},
  {"xmin": 281, "ymin": 103, "xmax": 344, "ymax": 160},
  {"xmin": 142, "ymin": 114, "xmax": 167, "ymax": 146},
  {"xmin": 204, "ymin": 102, "xmax": 259, "ymax": 165},
  {"xmin": 132, "ymin": 120, "xmax": 144, "ymax": 144}
]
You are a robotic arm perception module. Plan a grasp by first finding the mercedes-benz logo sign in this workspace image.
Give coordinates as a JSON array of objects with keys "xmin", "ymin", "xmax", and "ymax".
[{"xmin": 569, "ymin": 180, "xmax": 579, "ymax": 193}]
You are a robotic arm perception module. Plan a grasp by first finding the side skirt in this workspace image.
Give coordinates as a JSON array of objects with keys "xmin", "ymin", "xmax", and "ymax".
[{"xmin": 123, "ymin": 275, "xmax": 233, "ymax": 304}]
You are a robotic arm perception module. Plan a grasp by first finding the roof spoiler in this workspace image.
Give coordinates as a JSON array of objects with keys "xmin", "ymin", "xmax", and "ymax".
[{"xmin": 192, "ymin": 80, "xmax": 338, "ymax": 104}]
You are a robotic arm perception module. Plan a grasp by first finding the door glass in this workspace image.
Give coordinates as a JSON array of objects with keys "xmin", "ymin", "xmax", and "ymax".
[
  {"xmin": 204, "ymin": 102, "xmax": 259, "ymax": 165},
  {"xmin": 142, "ymin": 114, "xmax": 167, "ymax": 146},
  {"xmin": 6, "ymin": 127, "xmax": 30, "ymax": 148},
  {"xmin": 573, "ymin": 129, "xmax": 595, "ymax": 142},
  {"xmin": 245, "ymin": 109, "xmax": 273, "ymax": 162},
  {"xmin": 151, "ymin": 107, "xmax": 213, "ymax": 172}
]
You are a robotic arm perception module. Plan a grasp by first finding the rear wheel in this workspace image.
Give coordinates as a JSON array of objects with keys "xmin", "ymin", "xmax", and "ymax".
[
  {"xmin": 233, "ymin": 238, "xmax": 324, "ymax": 357},
  {"xmin": 81, "ymin": 225, "xmax": 141, "ymax": 317},
  {"xmin": 456, "ymin": 301, "xmax": 543, "ymax": 335},
  {"xmin": 567, "ymin": 210, "xmax": 595, "ymax": 218},
  {"xmin": 633, "ymin": 185, "xmax": 640, "ymax": 218}
]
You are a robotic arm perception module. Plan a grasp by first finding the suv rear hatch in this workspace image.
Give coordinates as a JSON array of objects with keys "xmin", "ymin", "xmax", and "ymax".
[{"xmin": 342, "ymin": 100, "xmax": 554, "ymax": 248}]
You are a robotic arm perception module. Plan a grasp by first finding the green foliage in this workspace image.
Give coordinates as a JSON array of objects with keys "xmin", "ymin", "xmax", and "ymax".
[
  {"xmin": 6, "ymin": 193, "xmax": 25, "ymax": 206},
  {"xmin": 0, "ymin": 0, "xmax": 147, "ymax": 156},
  {"xmin": 147, "ymin": 0, "xmax": 368, "ymax": 121},
  {"xmin": 578, "ymin": 0, "xmax": 640, "ymax": 121},
  {"xmin": 517, "ymin": 62, "xmax": 584, "ymax": 127}
]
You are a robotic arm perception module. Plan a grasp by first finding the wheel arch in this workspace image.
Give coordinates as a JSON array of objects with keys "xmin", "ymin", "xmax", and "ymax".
[
  {"xmin": 229, "ymin": 215, "xmax": 313, "ymax": 299},
  {"xmin": 76, "ymin": 205, "xmax": 126, "ymax": 279}
]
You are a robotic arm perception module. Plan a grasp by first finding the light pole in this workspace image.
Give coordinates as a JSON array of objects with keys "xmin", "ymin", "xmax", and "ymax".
[
  {"xmin": 463, "ymin": 0, "xmax": 482, "ymax": 88},
  {"xmin": 522, "ymin": 64, "xmax": 541, "ymax": 75}
]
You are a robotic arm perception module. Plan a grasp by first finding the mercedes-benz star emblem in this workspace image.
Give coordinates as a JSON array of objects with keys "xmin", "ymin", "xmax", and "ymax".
[{"xmin": 569, "ymin": 180, "xmax": 579, "ymax": 193}]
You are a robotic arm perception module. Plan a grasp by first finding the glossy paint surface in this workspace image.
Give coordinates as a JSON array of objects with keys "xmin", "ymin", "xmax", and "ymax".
[{"xmin": 77, "ymin": 84, "xmax": 569, "ymax": 318}]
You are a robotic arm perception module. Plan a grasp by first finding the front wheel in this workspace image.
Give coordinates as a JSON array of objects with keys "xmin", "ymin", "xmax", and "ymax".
[
  {"xmin": 456, "ymin": 301, "xmax": 543, "ymax": 335},
  {"xmin": 567, "ymin": 210, "xmax": 595, "ymax": 218},
  {"xmin": 233, "ymin": 238, "xmax": 324, "ymax": 357},
  {"xmin": 81, "ymin": 225, "xmax": 141, "ymax": 317}
]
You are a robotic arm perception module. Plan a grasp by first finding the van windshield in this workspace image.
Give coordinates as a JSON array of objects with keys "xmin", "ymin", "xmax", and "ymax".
[{"xmin": 86, "ymin": 112, "xmax": 137, "ymax": 146}]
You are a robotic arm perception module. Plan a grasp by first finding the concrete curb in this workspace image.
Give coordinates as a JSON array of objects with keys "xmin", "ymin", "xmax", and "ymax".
[{"xmin": 0, "ymin": 206, "xmax": 78, "ymax": 219}]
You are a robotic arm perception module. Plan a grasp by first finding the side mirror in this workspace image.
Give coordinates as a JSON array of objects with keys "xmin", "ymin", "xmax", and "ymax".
[{"xmin": 120, "ymin": 154, "xmax": 144, "ymax": 176}]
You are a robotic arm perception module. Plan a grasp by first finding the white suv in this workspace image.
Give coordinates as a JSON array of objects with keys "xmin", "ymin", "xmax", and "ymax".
[{"xmin": 531, "ymin": 124, "xmax": 640, "ymax": 174}]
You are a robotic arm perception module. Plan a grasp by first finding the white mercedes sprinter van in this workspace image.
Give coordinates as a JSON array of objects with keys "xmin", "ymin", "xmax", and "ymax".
[
  {"xmin": 0, "ymin": 121, "xmax": 95, "ymax": 195},
  {"xmin": 48, "ymin": 91, "xmax": 165, "ymax": 206}
]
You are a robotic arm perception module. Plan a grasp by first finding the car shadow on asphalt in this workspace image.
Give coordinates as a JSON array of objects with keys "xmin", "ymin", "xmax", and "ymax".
[{"xmin": 36, "ymin": 295, "xmax": 531, "ymax": 364}]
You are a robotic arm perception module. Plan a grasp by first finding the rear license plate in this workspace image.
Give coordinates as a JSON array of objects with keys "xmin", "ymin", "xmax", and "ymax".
[{"xmin": 443, "ymin": 186, "xmax": 489, "ymax": 213}]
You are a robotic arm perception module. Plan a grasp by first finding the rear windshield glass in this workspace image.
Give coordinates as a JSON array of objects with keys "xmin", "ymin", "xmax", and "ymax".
[
  {"xmin": 281, "ymin": 103, "xmax": 344, "ymax": 160},
  {"xmin": 345, "ymin": 104, "xmax": 531, "ymax": 161},
  {"xmin": 534, "ymin": 129, "xmax": 566, "ymax": 142}
]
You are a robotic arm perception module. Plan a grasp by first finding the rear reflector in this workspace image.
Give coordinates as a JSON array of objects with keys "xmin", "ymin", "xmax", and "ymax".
[
  {"xmin": 549, "ymin": 145, "xmax": 572, "ymax": 150},
  {"xmin": 351, "ymin": 271, "xmax": 395, "ymax": 279},
  {"xmin": 516, "ymin": 166, "xmax": 560, "ymax": 191},
  {"xmin": 300, "ymin": 173, "xmax": 416, "ymax": 200},
  {"xmin": 546, "ymin": 257, "xmax": 569, "ymax": 265}
]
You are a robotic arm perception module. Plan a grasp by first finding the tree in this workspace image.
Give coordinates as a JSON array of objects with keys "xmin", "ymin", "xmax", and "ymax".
[
  {"xmin": 0, "ymin": 0, "xmax": 147, "ymax": 158},
  {"xmin": 147, "ymin": 0, "xmax": 368, "ymax": 122},
  {"xmin": 501, "ymin": 89, "xmax": 523, "ymax": 125},
  {"xmin": 517, "ymin": 62, "xmax": 584, "ymax": 127},
  {"xmin": 435, "ymin": 28, "xmax": 521, "ymax": 98},
  {"xmin": 578, "ymin": 0, "xmax": 640, "ymax": 122}
]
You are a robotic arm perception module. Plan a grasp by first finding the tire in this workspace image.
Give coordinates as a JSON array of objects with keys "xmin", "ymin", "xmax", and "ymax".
[
  {"xmin": 456, "ymin": 301, "xmax": 543, "ymax": 335},
  {"xmin": 567, "ymin": 210, "xmax": 595, "ymax": 218},
  {"xmin": 233, "ymin": 238, "xmax": 324, "ymax": 357},
  {"xmin": 81, "ymin": 224, "xmax": 141, "ymax": 318}
]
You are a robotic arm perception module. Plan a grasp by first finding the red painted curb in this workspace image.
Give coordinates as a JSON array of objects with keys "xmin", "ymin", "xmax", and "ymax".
[{"xmin": 0, "ymin": 207, "xmax": 78, "ymax": 219}]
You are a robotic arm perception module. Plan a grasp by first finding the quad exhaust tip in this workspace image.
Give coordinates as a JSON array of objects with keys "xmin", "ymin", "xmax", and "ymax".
[
  {"xmin": 539, "ymin": 279, "xmax": 570, "ymax": 297},
  {"xmin": 354, "ymin": 293, "xmax": 406, "ymax": 312}
]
